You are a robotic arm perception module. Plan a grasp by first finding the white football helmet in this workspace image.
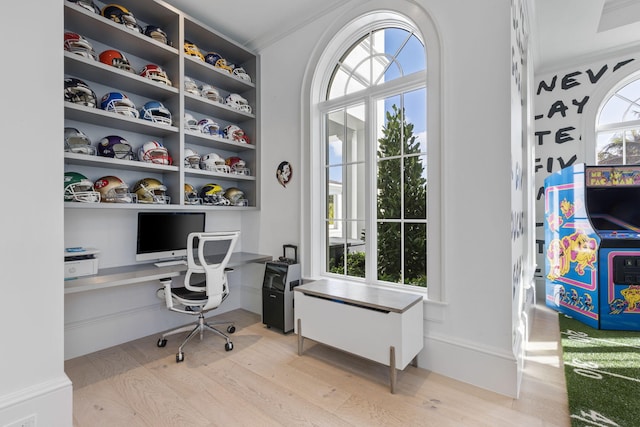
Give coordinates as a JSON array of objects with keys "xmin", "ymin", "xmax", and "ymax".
[
  {"xmin": 198, "ymin": 118, "xmax": 220, "ymax": 136},
  {"xmin": 183, "ymin": 113, "xmax": 199, "ymax": 132},
  {"xmin": 183, "ymin": 147, "xmax": 201, "ymax": 169},
  {"xmin": 200, "ymin": 152, "xmax": 230, "ymax": 173},
  {"xmin": 64, "ymin": 32, "xmax": 98, "ymax": 60},
  {"xmin": 94, "ymin": 175, "xmax": 135, "ymax": 203},
  {"xmin": 232, "ymin": 67, "xmax": 251, "ymax": 82},
  {"xmin": 200, "ymin": 84, "xmax": 223, "ymax": 102},
  {"xmin": 225, "ymin": 93, "xmax": 252, "ymax": 113},
  {"xmin": 139, "ymin": 64, "xmax": 172, "ymax": 86},
  {"xmin": 225, "ymin": 156, "xmax": 250, "ymax": 175},
  {"xmin": 223, "ymin": 125, "xmax": 247, "ymax": 143},
  {"xmin": 100, "ymin": 92, "xmax": 138, "ymax": 118},
  {"xmin": 138, "ymin": 141, "xmax": 172, "ymax": 165},
  {"xmin": 184, "ymin": 76, "xmax": 200, "ymax": 96},
  {"xmin": 139, "ymin": 101, "xmax": 172, "ymax": 126},
  {"xmin": 64, "ymin": 127, "xmax": 96, "ymax": 155}
]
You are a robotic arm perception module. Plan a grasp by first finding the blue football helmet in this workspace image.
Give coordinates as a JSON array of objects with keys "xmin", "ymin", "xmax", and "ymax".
[
  {"xmin": 100, "ymin": 92, "xmax": 138, "ymax": 118},
  {"xmin": 139, "ymin": 101, "xmax": 172, "ymax": 125}
]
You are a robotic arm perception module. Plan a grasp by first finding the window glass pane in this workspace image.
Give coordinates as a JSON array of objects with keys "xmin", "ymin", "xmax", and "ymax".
[
  {"xmin": 377, "ymin": 96, "xmax": 402, "ymax": 158},
  {"xmin": 345, "ymin": 163, "xmax": 365, "ymax": 220},
  {"xmin": 345, "ymin": 220, "xmax": 366, "ymax": 278},
  {"xmin": 404, "ymin": 88, "xmax": 427, "ymax": 154},
  {"xmin": 377, "ymin": 221, "xmax": 401, "ymax": 283},
  {"xmin": 599, "ymin": 79, "xmax": 640, "ymax": 125},
  {"xmin": 326, "ymin": 110, "xmax": 344, "ymax": 166},
  {"xmin": 404, "ymin": 222, "xmax": 426, "ymax": 287},
  {"xmin": 404, "ymin": 155, "xmax": 427, "ymax": 219},
  {"xmin": 377, "ymin": 158, "xmax": 401, "ymax": 219},
  {"xmin": 327, "ymin": 220, "xmax": 345, "ymax": 274},
  {"xmin": 397, "ymin": 34, "xmax": 426, "ymax": 75},
  {"xmin": 327, "ymin": 166, "xmax": 342, "ymax": 219},
  {"xmin": 346, "ymin": 105, "xmax": 365, "ymax": 163}
]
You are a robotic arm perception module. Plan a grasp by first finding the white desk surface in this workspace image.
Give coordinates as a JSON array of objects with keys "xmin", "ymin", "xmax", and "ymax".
[
  {"xmin": 64, "ymin": 252, "xmax": 272, "ymax": 294},
  {"xmin": 294, "ymin": 279, "xmax": 423, "ymax": 313}
]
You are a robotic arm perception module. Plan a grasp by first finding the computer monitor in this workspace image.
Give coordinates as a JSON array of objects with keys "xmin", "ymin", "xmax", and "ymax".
[{"xmin": 136, "ymin": 212, "xmax": 206, "ymax": 262}]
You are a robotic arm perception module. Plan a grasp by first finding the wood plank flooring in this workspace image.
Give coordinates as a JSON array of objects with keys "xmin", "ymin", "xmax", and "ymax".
[{"xmin": 65, "ymin": 304, "xmax": 570, "ymax": 426}]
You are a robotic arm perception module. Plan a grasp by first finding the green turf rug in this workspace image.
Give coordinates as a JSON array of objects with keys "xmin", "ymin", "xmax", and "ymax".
[{"xmin": 558, "ymin": 314, "xmax": 640, "ymax": 427}]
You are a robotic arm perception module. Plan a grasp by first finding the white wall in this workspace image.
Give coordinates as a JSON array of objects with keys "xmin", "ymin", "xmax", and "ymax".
[
  {"xmin": 533, "ymin": 51, "xmax": 640, "ymax": 298},
  {"xmin": 0, "ymin": 1, "xmax": 73, "ymax": 425},
  {"xmin": 258, "ymin": 0, "xmax": 525, "ymax": 396}
]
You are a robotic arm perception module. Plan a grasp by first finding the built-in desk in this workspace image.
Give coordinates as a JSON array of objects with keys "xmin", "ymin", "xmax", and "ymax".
[
  {"xmin": 64, "ymin": 252, "xmax": 273, "ymax": 294},
  {"xmin": 294, "ymin": 279, "xmax": 424, "ymax": 393}
]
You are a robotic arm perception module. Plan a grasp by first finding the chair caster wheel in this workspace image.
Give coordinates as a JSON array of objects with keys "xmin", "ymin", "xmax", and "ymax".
[
  {"xmin": 225, "ymin": 342, "xmax": 234, "ymax": 351},
  {"xmin": 157, "ymin": 338, "xmax": 167, "ymax": 348},
  {"xmin": 176, "ymin": 352, "xmax": 184, "ymax": 362},
  {"xmin": 227, "ymin": 325, "xmax": 236, "ymax": 334}
]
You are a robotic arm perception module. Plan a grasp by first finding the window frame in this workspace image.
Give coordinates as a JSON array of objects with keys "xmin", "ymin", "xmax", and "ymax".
[{"xmin": 302, "ymin": 6, "xmax": 442, "ymax": 300}]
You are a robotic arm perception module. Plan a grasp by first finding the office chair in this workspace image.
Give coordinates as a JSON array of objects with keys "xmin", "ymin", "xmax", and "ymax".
[{"xmin": 157, "ymin": 231, "xmax": 240, "ymax": 362}]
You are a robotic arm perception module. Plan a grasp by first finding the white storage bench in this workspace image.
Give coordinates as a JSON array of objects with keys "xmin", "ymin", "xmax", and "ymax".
[{"xmin": 294, "ymin": 279, "xmax": 424, "ymax": 393}]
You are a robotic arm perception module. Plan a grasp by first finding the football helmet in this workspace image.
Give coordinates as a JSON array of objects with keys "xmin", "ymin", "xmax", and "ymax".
[
  {"xmin": 200, "ymin": 152, "xmax": 230, "ymax": 173},
  {"xmin": 232, "ymin": 67, "xmax": 251, "ymax": 82},
  {"xmin": 223, "ymin": 125, "xmax": 249, "ymax": 143},
  {"xmin": 184, "ymin": 77, "xmax": 200, "ymax": 96},
  {"xmin": 199, "ymin": 183, "xmax": 230, "ymax": 206},
  {"xmin": 204, "ymin": 52, "xmax": 234, "ymax": 73},
  {"xmin": 224, "ymin": 187, "xmax": 248, "ymax": 206},
  {"xmin": 198, "ymin": 118, "xmax": 220, "ymax": 136},
  {"xmin": 184, "ymin": 40, "xmax": 204, "ymax": 61},
  {"xmin": 94, "ymin": 175, "xmax": 135, "ymax": 203},
  {"xmin": 133, "ymin": 178, "xmax": 169, "ymax": 204},
  {"xmin": 144, "ymin": 25, "xmax": 169, "ymax": 45},
  {"xmin": 64, "ymin": 77, "xmax": 97, "ymax": 108},
  {"xmin": 226, "ymin": 156, "xmax": 250, "ymax": 175},
  {"xmin": 97, "ymin": 135, "xmax": 135, "ymax": 160},
  {"xmin": 183, "ymin": 147, "xmax": 200, "ymax": 169},
  {"xmin": 67, "ymin": 0, "xmax": 100, "ymax": 14},
  {"xmin": 139, "ymin": 64, "xmax": 172, "ymax": 86},
  {"xmin": 199, "ymin": 84, "xmax": 223, "ymax": 102},
  {"xmin": 64, "ymin": 127, "xmax": 96, "ymax": 155},
  {"xmin": 184, "ymin": 183, "xmax": 202, "ymax": 205},
  {"xmin": 64, "ymin": 172, "xmax": 101, "ymax": 203},
  {"xmin": 183, "ymin": 113, "xmax": 199, "ymax": 132},
  {"xmin": 99, "ymin": 49, "xmax": 134, "ymax": 73},
  {"xmin": 63, "ymin": 32, "xmax": 97, "ymax": 60},
  {"xmin": 100, "ymin": 92, "xmax": 138, "ymax": 118},
  {"xmin": 225, "ymin": 93, "xmax": 252, "ymax": 113},
  {"xmin": 138, "ymin": 140, "xmax": 172, "ymax": 165},
  {"xmin": 101, "ymin": 4, "xmax": 141, "ymax": 32},
  {"xmin": 139, "ymin": 101, "xmax": 172, "ymax": 126}
]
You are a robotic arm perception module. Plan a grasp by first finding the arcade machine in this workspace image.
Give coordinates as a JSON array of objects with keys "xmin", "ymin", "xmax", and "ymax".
[{"xmin": 544, "ymin": 163, "xmax": 640, "ymax": 330}]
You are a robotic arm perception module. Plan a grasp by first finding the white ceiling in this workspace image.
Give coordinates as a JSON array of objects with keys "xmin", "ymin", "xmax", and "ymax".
[{"xmin": 166, "ymin": 0, "xmax": 640, "ymax": 73}]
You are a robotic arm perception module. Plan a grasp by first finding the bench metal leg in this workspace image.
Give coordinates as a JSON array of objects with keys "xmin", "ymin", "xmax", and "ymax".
[
  {"xmin": 389, "ymin": 346, "xmax": 396, "ymax": 394},
  {"xmin": 297, "ymin": 318, "xmax": 304, "ymax": 356}
]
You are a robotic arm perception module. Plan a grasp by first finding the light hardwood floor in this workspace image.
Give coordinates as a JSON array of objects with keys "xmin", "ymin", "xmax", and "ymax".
[{"xmin": 65, "ymin": 304, "xmax": 570, "ymax": 426}]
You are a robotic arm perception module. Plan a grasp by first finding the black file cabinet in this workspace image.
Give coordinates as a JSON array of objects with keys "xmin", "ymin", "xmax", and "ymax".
[{"xmin": 262, "ymin": 261, "xmax": 301, "ymax": 333}]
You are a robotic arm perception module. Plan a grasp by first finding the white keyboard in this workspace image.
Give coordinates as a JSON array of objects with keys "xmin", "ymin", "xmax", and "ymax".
[{"xmin": 154, "ymin": 260, "xmax": 187, "ymax": 267}]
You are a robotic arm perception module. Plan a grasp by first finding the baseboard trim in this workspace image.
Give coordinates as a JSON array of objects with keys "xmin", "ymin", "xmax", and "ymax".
[
  {"xmin": 423, "ymin": 333, "xmax": 519, "ymax": 397},
  {"xmin": 0, "ymin": 376, "xmax": 72, "ymax": 426}
]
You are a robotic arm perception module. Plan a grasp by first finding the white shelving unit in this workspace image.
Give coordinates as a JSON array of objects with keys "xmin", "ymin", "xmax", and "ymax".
[{"xmin": 63, "ymin": 0, "xmax": 259, "ymax": 210}]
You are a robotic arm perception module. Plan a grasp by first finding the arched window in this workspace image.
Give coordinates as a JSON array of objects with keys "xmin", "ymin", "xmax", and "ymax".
[
  {"xmin": 314, "ymin": 14, "xmax": 432, "ymax": 290},
  {"xmin": 596, "ymin": 75, "xmax": 640, "ymax": 164}
]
